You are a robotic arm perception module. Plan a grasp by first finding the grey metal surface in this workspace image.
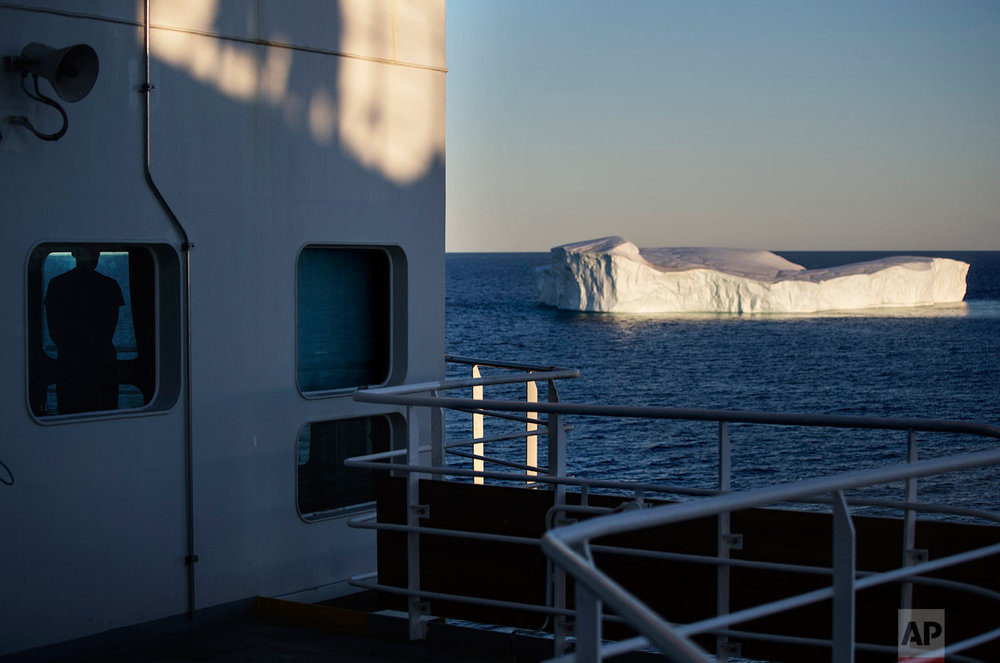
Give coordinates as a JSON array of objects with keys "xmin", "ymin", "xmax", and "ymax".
[{"xmin": 87, "ymin": 619, "xmax": 523, "ymax": 662}]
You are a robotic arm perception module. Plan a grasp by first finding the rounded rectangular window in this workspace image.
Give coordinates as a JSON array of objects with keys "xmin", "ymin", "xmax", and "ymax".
[
  {"xmin": 27, "ymin": 243, "xmax": 179, "ymax": 418},
  {"xmin": 296, "ymin": 415, "xmax": 399, "ymax": 520},
  {"xmin": 296, "ymin": 246, "xmax": 395, "ymax": 393}
]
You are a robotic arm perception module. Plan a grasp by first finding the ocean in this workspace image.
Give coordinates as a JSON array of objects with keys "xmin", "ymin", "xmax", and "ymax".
[{"xmin": 444, "ymin": 251, "xmax": 1000, "ymax": 515}]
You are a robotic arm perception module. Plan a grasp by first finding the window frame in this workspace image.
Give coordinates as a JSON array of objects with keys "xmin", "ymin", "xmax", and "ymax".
[
  {"xmin": 25, "ymin": 241, "xmax": 181, "ymax": 423},
  {"xmin": 294, "ymin": 413, "xmax": 403, "ymax": 522},
  {"xmin": 294, "ymin": 243, "xmax": 405, "ymax": 397}
]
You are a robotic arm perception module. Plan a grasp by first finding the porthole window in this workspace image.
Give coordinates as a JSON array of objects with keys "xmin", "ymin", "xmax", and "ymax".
[
  {"xmin": 27, "ymin": 243, "xmax": 179, "ymax": 419},
  {"xmin": 296, "ymin": 246, "xmax": 398, "ymax": 393},
  {"xmin": 296, "ymin": 415, "xmax": 399, "ymax": 520}
]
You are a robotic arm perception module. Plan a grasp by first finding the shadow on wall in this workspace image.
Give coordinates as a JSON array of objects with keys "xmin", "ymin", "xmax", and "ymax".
[{"xmin": 142, "ymin": 0, "xmax": 445, "ymax": 186}]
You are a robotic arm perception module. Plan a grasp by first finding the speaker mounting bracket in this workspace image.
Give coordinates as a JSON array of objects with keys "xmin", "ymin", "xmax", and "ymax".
[
  {"xmin": 3, "ymin": 42, "xmax": 98, "ymax": 142},
  {"xmin": 3, "ymin": 56, "xmax": 39, "ymax": 72}
]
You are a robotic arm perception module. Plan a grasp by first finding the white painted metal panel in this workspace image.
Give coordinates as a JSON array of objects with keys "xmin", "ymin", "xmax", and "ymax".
[{"xmin": 0, "ymin": 0, "xmax": 445, "ymax": 655}]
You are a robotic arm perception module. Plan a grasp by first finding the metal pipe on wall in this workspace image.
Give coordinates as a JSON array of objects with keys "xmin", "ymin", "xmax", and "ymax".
[{"xmin": 142, "ymin": 0, "xmax": 197, "ymax": 621}]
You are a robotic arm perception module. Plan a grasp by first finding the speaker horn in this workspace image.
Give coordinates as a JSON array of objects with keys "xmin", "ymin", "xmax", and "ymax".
[{"xmin": 18, "ymin": 42, "xmax": 99, "ymax": 102}]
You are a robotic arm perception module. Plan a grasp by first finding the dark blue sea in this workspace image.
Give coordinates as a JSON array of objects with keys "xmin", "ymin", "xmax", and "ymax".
[{"xmin": 445, "ymin": 251, "xmax": 1000, "ymax": 516}]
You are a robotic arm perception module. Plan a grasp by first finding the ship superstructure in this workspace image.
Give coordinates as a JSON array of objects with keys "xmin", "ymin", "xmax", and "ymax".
[{"xmin": 0, "ymin": 1, "xmax": 445, "ymax": 656}]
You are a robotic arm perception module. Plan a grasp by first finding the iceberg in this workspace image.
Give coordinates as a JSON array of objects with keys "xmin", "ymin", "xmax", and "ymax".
[{"xmin": 536, "ymin": 237, "xmax": 969, "ymax": 314}]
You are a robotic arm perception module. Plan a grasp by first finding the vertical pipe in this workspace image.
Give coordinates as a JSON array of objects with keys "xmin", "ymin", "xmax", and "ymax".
[
  {"xmin": 901, "ymin": 430, "xmax": 918, "ymax": 610},
  {"xmin": 143, "ymin": 0, "xmax": 197, "ymax": 621},
  {"xmin": 832, "ymin": 490, "xmax": 856, "ymax": 663},
  {"xmin": 472, "ymin": 365, "xmax": 484, "ymax": 484},
  {"xmin": 526, "ymin": 376, "xmax": 538, "ymax": 480},
  {"xmin": 717, "ymin": 421, "xmax": 732, "ymax": 663}
]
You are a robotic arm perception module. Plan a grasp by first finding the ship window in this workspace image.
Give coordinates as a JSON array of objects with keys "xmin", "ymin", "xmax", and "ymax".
[
  {"xmin": 296, "ymin": 415, "xmax": 398, "ymax": 519},
  {"xmin": 27, "ymin": 243, "xmax": 180, "ymax": 418},
  {"xmin": 296, "ymin": 246, "xmax": 392, "ymax": 393}
]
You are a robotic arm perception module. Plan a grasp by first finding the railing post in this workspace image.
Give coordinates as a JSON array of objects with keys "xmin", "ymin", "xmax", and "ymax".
[
  {"xmin": 548, "ymin": 379, "xmax": 570, "ymax": 656},
  {"xmin": 430, "ymin": 390, "xmax": 444, "ymax": 470},
  {"xmin": 472, "ymin": 364, "xmax": 484, "ymax": 485},
  {"xmin": 406, "ymin": 405, "xmax": 429, "ymax": 639},
  {"xmin": 548, "ymin": 384, "xmax": 567, "ymax": 506},
  {"xmin": 575, "ymin": 569, "xmax": 603, "ymax": 663},
  {"xmin": 717, "ymin": 421, "xmax": 734, "ymax": 663},
  {"xmin": 526, "ymin": 375, "xmax": 538, "ymax": 481},
  {"xmin": 901, "ymin": 429, "xmax": 919, "ymax": 610},
  {"xmin": 832, "ymin": 490, "xmax": 856, "ymax": 663}
]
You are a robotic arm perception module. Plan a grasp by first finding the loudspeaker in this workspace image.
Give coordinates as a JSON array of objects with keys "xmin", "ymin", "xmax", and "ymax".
[{"xmin": 19, "ymin": 42, "xmax": 99, "ymax": 103}]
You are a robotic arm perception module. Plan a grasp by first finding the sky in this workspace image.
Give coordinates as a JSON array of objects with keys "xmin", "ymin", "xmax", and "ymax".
[{"xmin": 444, "ymin": 0, "xmax": 1000, "ymax": 252}]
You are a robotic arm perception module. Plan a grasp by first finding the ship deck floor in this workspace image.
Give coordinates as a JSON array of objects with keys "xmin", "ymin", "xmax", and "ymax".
[{"xmin": 88, "ymin": 617, "xmax": 517, "ymax": 663}]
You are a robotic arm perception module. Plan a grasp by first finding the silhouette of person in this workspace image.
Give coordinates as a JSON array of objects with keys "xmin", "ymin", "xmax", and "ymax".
[{"xmin": 44, "ymin": 248, "xmax": 124, "ymax": 413}]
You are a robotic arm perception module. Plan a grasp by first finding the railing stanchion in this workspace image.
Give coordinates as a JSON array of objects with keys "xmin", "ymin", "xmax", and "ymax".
[
  {"xmin": 549, "ymin": 380, "xmax": 571, "ymax": 656},
  {"xmin": 717, "ymin": 420, "xmax": 733, "ymax": 663},
  {"xmin": 902, "ymin": 429, "xmax": 918, "ymax": 610},
  {"xmin": 549, "ymin": 399, "xmax": 567, "ymax": 506},
  {"xmin": 832, "ymin": 490, "xmax": 856, "ymax": 663},
  {"xmin": 406, "ymin": 405, "xmax": 428, "ymax": 639},
  {"xmin": 472, "ymin": 365, "xmax": 484, "ymax": 485},
  {"xmin": 431, "ymin": 390, "xmax": 444, "ymax": 470},
  {"xmin": 576, "ymin": 562, "xmax": 603, "ymax": 663}
]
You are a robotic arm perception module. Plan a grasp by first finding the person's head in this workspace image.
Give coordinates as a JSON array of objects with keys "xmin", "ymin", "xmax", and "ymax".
[{"xmin": 71, "ymin": 247, "xmax": 100, "ymax": 270}]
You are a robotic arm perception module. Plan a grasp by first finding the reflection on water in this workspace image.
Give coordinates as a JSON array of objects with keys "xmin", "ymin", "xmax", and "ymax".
[
  {"xmin": 964, "ymin": 300, "xmax": 1000, "ymax": 318},
  {"xmin": 565, "ymin": 300, "xmax": 981, "ymax": 325}
]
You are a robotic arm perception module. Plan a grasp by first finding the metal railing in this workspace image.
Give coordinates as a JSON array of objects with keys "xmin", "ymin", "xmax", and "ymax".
[
  {"xmin": 543, "ymin": 450, "xmax": 1000, "ymax": 663},
  {"xmin": 347, "ymin": 356, "xmax": 1000, "ymax": 661},
  {"xmin": 348, "ymin": 356, "xmax": 580, "ymax": 642}
]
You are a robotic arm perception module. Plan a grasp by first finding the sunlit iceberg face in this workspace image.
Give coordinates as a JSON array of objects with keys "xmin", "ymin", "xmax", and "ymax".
[{"xmin": 536, "ymin": 237, "xmax": 969, "ymax": 314}]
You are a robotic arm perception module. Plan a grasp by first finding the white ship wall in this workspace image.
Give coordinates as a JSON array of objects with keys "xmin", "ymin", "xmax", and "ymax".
[{"xmin": 0, "ymin": 0, "xmax": 445, "ymax": 656}]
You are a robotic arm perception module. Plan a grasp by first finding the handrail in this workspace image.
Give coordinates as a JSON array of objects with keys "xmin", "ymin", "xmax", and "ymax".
[
  {"xmin": 354, "ymin": 391, "xmax": 1000, "ymax": 438},
  {"xmin": 355, "ymin": 356, "xmax": 580, "ymax": 640},
  {"xmin": 445, "ymin": 354, "xmax": 571, "ymax": 372},
  {"xmin": 541, "ymin": 448, "xmax": 1000, "ymax": 662},
  {"xmin": 546, "ymin": 449, "xmax": 1000, "ymax": 545},
  {"xmin": 349, "ymin": 356, "xmax": 1000, "ymax": 662},
  {"xmin": 356, "ymin": 368, "xmax": 579, "ymax": 396}
]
